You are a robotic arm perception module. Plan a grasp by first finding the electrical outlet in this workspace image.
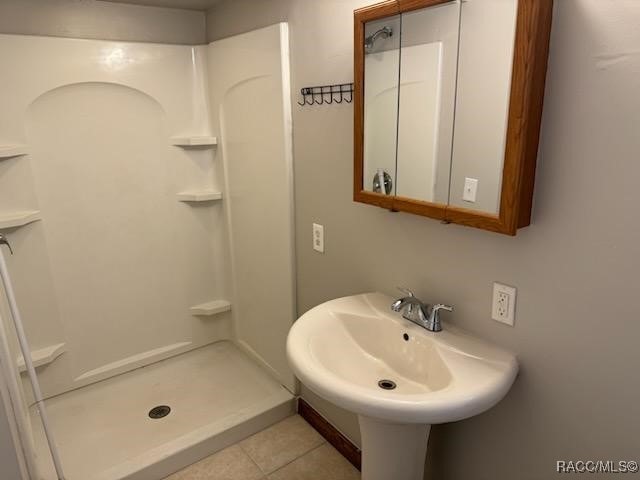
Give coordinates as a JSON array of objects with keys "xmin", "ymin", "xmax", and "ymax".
[
  {"xmin": 492, "ymin": 282, "xmax": 516, "ymax": 326},
  {"xmin": 312, "ymin": 223, "xmax": 324, "ymax": 253}
]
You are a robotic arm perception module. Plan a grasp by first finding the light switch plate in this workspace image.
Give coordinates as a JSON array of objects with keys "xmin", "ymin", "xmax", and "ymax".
[
  {"xmin": 463, "ymin": 177, "xmax": 479, "ymax": 203},
  {"xmin": 312, "ymin": 223, "xmax": 324, "ymax": 253},
  {"xmin": 492, "ymin": 282, "xmax": 516, "ymax": 326}
]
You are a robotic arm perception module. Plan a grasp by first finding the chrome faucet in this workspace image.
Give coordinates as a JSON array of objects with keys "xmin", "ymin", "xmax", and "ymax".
[{"xmin": 391, "ymin": 288, "xmax": 452, "ymax": 332}]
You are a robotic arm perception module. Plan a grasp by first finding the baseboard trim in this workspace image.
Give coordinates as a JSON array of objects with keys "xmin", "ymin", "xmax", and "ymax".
[{"xmin": 297, "ymin": 398, "xmax": 362, "ymax": 471}]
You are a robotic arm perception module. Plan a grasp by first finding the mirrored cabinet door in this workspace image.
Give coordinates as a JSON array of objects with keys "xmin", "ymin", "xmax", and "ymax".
[
  {"xmin": 447, "ymin": 0, "xmax": 519, "ymax": 214},
  {"xmin": 363, "ymin": 15, "xmax": 401, "ymax": 196},
  {"xmin": 396, "ymin": 3, "xmax": 459, "ymax": 204}
]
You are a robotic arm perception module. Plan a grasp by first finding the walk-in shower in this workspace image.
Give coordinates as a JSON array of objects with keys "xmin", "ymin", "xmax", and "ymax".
[{"xmin": 0, "ymin": 23, "xmax": 296, "ymax": 480}]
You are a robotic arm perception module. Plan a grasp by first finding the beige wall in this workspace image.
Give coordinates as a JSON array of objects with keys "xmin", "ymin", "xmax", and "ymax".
[
  {"xmin": 0, "ymin": 413, "xmax": 22, "ymax": 480},
  {"xmin": 0, "ymin": 0, "xmax": 205, "ymax": 44},
  {"xmin": 206, "ymin": 0, "xmax": 292, "ymax": 41},
  {"xmin": 0, "ymin": 382, "xmax": 23, "ymax": 480},
  {"xmin": 208, "ymin": 1, "xmax": 640, "ymax": 479}
]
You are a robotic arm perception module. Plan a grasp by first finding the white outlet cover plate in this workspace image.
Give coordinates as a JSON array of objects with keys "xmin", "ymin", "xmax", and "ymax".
[
  {"xmin": 492, "ymin": 282, "xmax": 516, "ymax": 326},
  {"xmin": 462, "ymin": 177, "xmax": 479, "ymax": 203},
  {"xmin": 312, "ymin": 223, "xmax": 324, "ymax": 253}
]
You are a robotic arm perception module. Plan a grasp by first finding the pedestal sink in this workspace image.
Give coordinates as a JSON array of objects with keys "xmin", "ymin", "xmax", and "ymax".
[{"xmin": 286, "ymin": 293, "xmax": 518, "ymax": 480}]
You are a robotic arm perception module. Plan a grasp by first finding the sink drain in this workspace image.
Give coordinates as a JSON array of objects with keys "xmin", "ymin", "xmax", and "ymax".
[
  {"xmin": 378, "ymin": 379, "xmax": 397, "ymax": 390},
  {"xmin": 148, "ymin": 405, "xmax": 171, "ymax": 419}
]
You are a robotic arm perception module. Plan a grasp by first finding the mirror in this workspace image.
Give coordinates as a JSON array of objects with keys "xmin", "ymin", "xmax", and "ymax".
[{"xmin": 355, "ymin": 0, "xmax": 553, "ymax": 235}]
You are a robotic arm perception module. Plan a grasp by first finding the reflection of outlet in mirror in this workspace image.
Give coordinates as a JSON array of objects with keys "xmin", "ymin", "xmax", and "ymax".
[
  {"xmin": 492, "ymin": 282, "xmax": 516, "ymax": 326},
  {"xmin": 462, "ymin": 177, "xmax": 478, "ymax": 203},
  {"xmin": 312, "ymin": 223, "xmax": 324, "ymax": 253}
]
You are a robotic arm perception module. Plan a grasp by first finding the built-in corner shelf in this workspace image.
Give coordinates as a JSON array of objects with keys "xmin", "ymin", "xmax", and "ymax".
[
  {"xmin": 190, "ymin": 300, "xmax": 231, "ymax": 316},
  {"xmin": 177, "ymin": 190, "xmax": 223, "ymax": 202},
  {"xmin": 170, "ymin": 136, "xmax": 218, "ymax": 147},
  {"xmin": 17, "ymin": 343, "xmax": 66, "ymax": 373},
  {"xmin": 0, "ymin": 145, "xmax": 29, "ymax": 159},
  {"xmin": 0, "ymin": 211, "xmax": 41, "ymax": 230}
]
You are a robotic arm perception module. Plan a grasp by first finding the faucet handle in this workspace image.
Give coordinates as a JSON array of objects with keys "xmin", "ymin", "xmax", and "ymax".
[
  {"xmin": 432, "ymin": 304, "xmax": 453, "ymax": 313},
  {"xmin": 427, "ymin": 304, "xmax": 453, "ymax": 332},
  {"xmin": 396, "ymin": 287, "xmax": 415, "ymax": 298}
]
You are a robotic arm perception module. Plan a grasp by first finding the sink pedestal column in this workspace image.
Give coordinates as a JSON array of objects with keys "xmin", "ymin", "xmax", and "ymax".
[{"xmin": 358, "ymin": 416, "xmax": 431, "ymax": 480}]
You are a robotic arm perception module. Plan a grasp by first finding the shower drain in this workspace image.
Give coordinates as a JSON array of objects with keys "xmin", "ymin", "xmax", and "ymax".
[
  {"xmin": 148, "ymin": 405, "xmax": 171, "ymax": 419},
  {"xmin": 378, "ymin": 379, "xmax": 397, "ymax": 390}
]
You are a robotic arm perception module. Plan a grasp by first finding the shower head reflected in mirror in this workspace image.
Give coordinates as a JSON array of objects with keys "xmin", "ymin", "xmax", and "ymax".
[{"xmin": 364, "ymin": 26, "xmax": 393, "ymax": 53}]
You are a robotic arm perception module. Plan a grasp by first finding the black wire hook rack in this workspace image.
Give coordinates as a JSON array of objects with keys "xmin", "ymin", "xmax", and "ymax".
[{"xmin": 297, "ymin": 83, "xmax": 354, "ymax": 106}]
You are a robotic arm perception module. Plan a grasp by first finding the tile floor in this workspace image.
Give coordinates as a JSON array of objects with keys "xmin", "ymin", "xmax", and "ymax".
[{"xmin": 164, "ymin": 415, "xmax": 360, "ymax": 480}]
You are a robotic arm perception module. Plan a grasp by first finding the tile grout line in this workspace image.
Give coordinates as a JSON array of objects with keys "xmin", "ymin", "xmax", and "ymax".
[
  {"xmin": 263, "ymin": 442, "xmax": 328, "ymax": 478},
  {"xmin": 237, "ymin": 442, "xmax": 270, "ymax": 479},
  {"xmin": 236, "ymin": 416, "xmax": 327, "ymax": 476}
]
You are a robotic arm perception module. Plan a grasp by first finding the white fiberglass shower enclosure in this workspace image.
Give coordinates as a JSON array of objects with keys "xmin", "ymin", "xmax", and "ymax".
[{"xmin": 0, "ymin": 23, "xmax": 296, "ymax": 480}]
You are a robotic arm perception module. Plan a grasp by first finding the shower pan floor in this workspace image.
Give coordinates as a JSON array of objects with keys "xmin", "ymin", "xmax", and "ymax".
[{"xmin": 30, "ymin": 341, "xmax": 295, "ymax": 480}]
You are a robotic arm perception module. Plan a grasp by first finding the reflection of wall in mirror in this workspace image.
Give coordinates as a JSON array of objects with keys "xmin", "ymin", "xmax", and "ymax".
[
  {"xmin": 396, "ymin": 2, "xmax": 460, "ymax": 205},
  {"xmin": 449, "ymin": 0, "xmax": 519, "ymax": 214},
  {"xmin": 364, "ymin": 49, "xmax": 399, "ymax": 194},
  {"xmin": 396, "ymin": 42, "xmax": 442, "ymax": 202}
]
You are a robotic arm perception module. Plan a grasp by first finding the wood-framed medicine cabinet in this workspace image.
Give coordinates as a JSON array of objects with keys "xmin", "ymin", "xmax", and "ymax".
[{"xmin": 353, "ymin": 0, "xmax": 553, "ymax": 235}]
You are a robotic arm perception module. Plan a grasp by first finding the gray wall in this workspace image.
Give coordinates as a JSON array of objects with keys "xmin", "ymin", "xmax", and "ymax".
[
  {"xmin": 0, "ymin": 0, "xmax": 206, "ymax": 44},
  {"xmin": 206, "ymin": 0, "xmax": 292, "ymax": 40},
  {"xmin": 0, "ymin": 406, "xmax": 22, "ymax": 480},
  {"xmin": 208, "ymin": 1, "xmax": 640, "ymax": 479}
]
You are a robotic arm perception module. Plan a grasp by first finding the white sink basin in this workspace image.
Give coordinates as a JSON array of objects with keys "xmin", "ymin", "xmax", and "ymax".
[{"xmin": 286, "ymin": 292, "xmax": 518, "ymax": 480}]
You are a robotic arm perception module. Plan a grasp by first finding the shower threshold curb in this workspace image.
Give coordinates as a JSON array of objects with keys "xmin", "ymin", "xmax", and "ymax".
[{"xmin": 93, "ymin": 390, "xmax": 294, "ymax": 480}]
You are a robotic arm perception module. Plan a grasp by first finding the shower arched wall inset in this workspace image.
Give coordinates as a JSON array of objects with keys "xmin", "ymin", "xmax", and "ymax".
[{"xmin": 1, "ymin": 37, "xmax": 230, "ymax": 398}]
